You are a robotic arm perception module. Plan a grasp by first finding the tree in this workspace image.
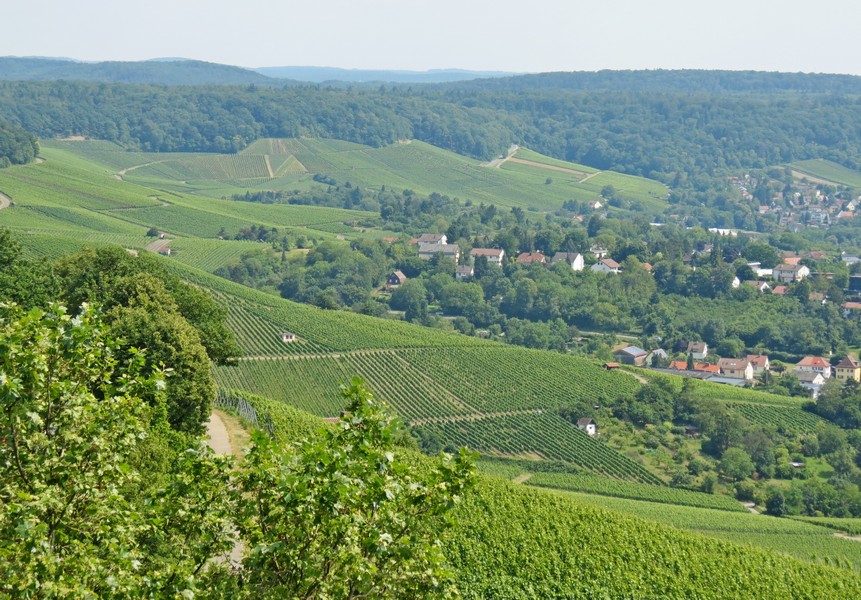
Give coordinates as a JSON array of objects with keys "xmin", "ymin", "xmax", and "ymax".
[
  {"xmin": 0, "ymin": 303, "xmax": 235, "ymax": 597},
  {"xmin": 720, "ymin": 447, "xmax": 755, "ymax": 481},
  {"xmin": 390, "ymin": 278, "xmax": 428, "ymax": 321},
  {"xmin": 236, "ymin": 379, "xmax": 474, "ymax": 598}
]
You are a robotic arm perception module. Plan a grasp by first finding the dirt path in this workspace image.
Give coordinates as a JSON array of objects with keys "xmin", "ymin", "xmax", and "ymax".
[
  {"xmin": 0, "ymin": 191, "xmax": 10, "ymax": 210},
  {"xmin": 409, "ymin": 408, "xmax": 544, "ymax": 427},
  {"xmin": 114, "ymin": 160, "xmax": 169, "ymax": 181},
  {"xmin": 506, "ymin": 157, "xmax": 589, "ymax": 177},
  {"xmin": 263, "ymin": 155, "xmax": 274, "ymax": 178},
  {"xmin": 485, "ymin": 144, "xmax": 519, "ymax": 168},
  {"xmin": 742, "ymin": 502, "xmax": 759, "ymax": 514},
  {"xmin": 206, "ymin": 410, "xmax": 244, "ymax": 568},
  {"xmin": 619, "ymin": 369, "xmax": 650, "ymax": 385},
  {"xmin": 512, "ymin": 473, "xmax": 534, "ymax": 484},
  {"xmin": 833, "ymin": 532, "xmax": 861, "ymax": 542}
]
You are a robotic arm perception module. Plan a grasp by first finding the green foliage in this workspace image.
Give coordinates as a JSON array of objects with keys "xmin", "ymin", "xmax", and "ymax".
[
  {"xmin": 0, "ymin": 303, "xmax": 235, "ymax": 597},
  {"xmin": 235, "ymin": 378, "xmax": 474, "ymax": 598},
  {"xmin": 0, "ymin": 118, "xmax": 38, "ymax": 166}
]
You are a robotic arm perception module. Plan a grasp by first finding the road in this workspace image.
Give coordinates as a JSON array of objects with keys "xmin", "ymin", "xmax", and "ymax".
[{"xmin": 485, "ymin": 144, "xmax": 519, "ymax": 168}]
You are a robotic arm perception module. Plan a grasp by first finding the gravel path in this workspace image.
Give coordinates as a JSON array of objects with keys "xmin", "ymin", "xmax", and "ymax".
[{"xmin": 205, "ymin": 411, "xmax": 243, "ymax": 568}]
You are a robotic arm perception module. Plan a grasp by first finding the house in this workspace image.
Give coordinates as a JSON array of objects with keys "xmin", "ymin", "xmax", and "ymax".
[
  {"xmin": 747, "ymin": 354, "xmax": 770, "ymax": 376},
  {"xmin": 470, "ymin": 247, "xmax": 505, "ymax": 265},
  {"xmin": 718, "ymin": 358, "xmax": 754, "ymax": 381},
  {"xmin": 613, "ymin": 346, "xmax": 649, "ymax": 366},
  {"xmin": 386, "ymin": 270, "xmax": 407, "ymax": 290},
  {"xmin": 795, "ymin": 356, "xmax": 832, "ymax": 379},
  {"xmin": 668, "ymin": 361, "xmax": 719, "ymax": 374},
  {"xmin": 842, "ymin": 302, "xmax": 861, "ymax": 317},
  {"xmin": 589, "ymin": 245, "xmax": 609, "ymax": 259},
  {"xmin": 516, "ymin": 252, "xmax": 546, "ymax": 265},
  {"xmin": 668, "ymin": 360, "xmax": 690, "ymax": 371},
  {"xmin": 773, "ymin": 263, "xmax": 810, "ymax": 283},
  {"xmin": 280, "ymin": 332, "xmax": 297, "ymax": 343},
  {"xmin": 158, "ymin": 248, "xmax": 171, "ymax": 256},
  {"xmin": 455, "ymin": 265, "xmax": 474, "ymax": 280},
  {"xmin": 577, "ymin": 417, "xmax": 598, "ymax": 436},
  {"xmin": 687, "ymin": 341, "xmax": 708, "ymax": 360},
  {"xmin": 745, "ymin": 280, "xmax": 771, "ymax": 293},
  {"xmin": 772, "ymin": 285, "xmax": 788, "ymax": 296},
  {"xmin": 591, "ymin": 258, "xmax": 621, "ymax": 274},
  {"xmin": 647, "ymin": 348, "xmax": 668, "ymax": 366},
  {"xmin": 834, "ymin": 357, "xmax": 861, "ymax": 382},
  {"xmin": 587, "ymin": 199, "xmax": 603, "ymax": 210},
  {"xmin": 414, "ymin": 233, "xmax": 447, "ymax": 245},
  {"xmin": 551, "ymin": 252, "xmax": 585, "ymax": 271},
  {"xmin": 418, "ymin": 243, "xmax": 461, "ymax": 262},
  {"xmin": 795, "ymin": 371, "xmax": 827, "ymax": 398}
]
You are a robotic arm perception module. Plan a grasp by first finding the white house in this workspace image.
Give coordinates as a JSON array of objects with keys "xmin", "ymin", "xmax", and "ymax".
[
  {"xmin": 747, "ymin": 354, "xmax": 770, "ymax": 376},
  {"xmin": 469, "ymin": 247, "xmax": 505, "ymax": 265},
  {"xmin": 686, "ymin": 341, "xmax": 708, "ymax": 360},
  {"xmin": 795, "ymin": 356, "xmax": 831, "ymax": 379},
  {"xmin": 551, "ymin": 252, "xmax": 585, "ymax": 271},
  {"xmin": 773, "ymin": 263, "xmax": 810, "ymax": 283},
  {"xmin": 577, "ymin": 417, "xmax": 598, "ymax": 436},
  {"xmin": 591, "ymin": 258, "xmax": 621, "ymax": 274},
  {"xmin": 280, "ymin": 332, "xmax": 297, "ymax": 343},
  {"xmin": 455, "ymin": 265, "xmax": 474, "ymax": 280}
]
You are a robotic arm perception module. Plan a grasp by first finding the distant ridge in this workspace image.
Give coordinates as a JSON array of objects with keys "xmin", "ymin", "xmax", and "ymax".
[
  {"xmin": 0, "ymin": 57, "xmax": 274, "ymax": 86},
  {"xmin": 252, "ymin": 66, "xmax": 520, "ymax": 83}
]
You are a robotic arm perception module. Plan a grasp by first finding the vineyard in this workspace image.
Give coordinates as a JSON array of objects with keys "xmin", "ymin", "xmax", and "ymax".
[
  {"xmin": 526, "ymin": 471, "xmax": 746, "ymax": 511},
  {"xmin": 728, "ymin": 401, "xmax": 824, "ymax": 433},
  {"xmin": 559, "ymin": 491, "xmax": 861, "ymax": 572},
  {"xmin": 251, "ymin": 404, "xmax": 861, "ymax": 596},
  {"xmin": 415, "ymin": 413, "xmax": 662, "ymax": 483}
]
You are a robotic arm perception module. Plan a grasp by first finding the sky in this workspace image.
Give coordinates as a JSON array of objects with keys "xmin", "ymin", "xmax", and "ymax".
[{"xmin": 4, "ymin": 0, "xmax": 861, "ymax": 75}]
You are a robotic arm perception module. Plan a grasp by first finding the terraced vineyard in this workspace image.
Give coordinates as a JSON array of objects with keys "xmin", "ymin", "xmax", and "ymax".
[
  {"xmin": 728, "ymin": 402, "xmax": 824, "ymax": 432},
  {"xmin": 415, "ymin": 413, "xmax": 663, "ymax": 484},
  {"xmin": 526, "ymin": 471, "xmax": 746, "ymax": 511},
  {"xmin": 561, "ymin": 491, "xmax": 861, "ymax": 572}
]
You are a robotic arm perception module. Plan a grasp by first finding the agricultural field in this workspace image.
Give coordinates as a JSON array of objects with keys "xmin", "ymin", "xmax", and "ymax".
[
  {"xmin": 526, "ymin": 471, "xmax": 746, "ymax": 511},
  {"xmin": 558, "ymin": 490, "xmax": 861, "ymax": 572},
  {"xmin": 790, "ymin": 159, "xmax": 861, "ymax": 188}
]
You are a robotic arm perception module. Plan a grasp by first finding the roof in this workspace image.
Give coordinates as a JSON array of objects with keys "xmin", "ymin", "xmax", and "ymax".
[
  {"xmin": 705, "ymin": 376, "xmax": 747, "ymax": 387},
  {"xmin": 772, "ymin": 285, "xmax": 788, "ymax": 295},
  {"xmin": 795, "ymin": 371, "xmax": 826, "ymax": 383},
  {"xmin": 836, "ymin": 357, "xmax": 860, "ymax": 369},
  {"xmin": 614, "ymin": 345, "xmax": 648, "ymax": 358},
  {"xmin": 695, "ymin": 363, "xmax": 721, "ymax": 374},
  {"xmin": 747, "ymin": 354, "xmax": 769, "ymax": 368},
  {"xmin": 455, "ymin": 265, "xmax": 474, "ymax": 274},
  {"xmin": 576, "ymin": 417, "xmax": 596, "ymax": 427},
  {"xmin": 418, "ymin": 243, "xmax": 460, "ymax": 256},
  {"xmin": 687, "ymin": 341, "xmax": 707, "ymax": 353},
  {"xmin": 470, "ymin": 247, "xmax": 504, "ymax": 258},
  {"xmin": 775, "ymin": 263, "xmax": 807, "ymax": 273},
  {"xmin": 843, "ymin": 302, "xmax": 861, "ymax": 310},
  {"xmin": 668, "ymin": 361, "xmax": 689, "ymax": 370},
  {"xmin": 783, "ymin": 256, "xmax": 802, "ymax": 265},
  {"xmin": 415, "ymin": 233, "xmax": 446, "ymax": 244},
  {"xmin": 516, "ymin": 252, "xmax": 546, "ymax": 263},
  {"xmin": 551, "ymin": 252, "xmax": 583, "ymax": 263},
  {"xmin": 718, "ymin": 358, "xmax": 751, "ymax": 371},
  {"xmin": 600, "ymin": 258, "xmax": 620, "ymax": 269},
  {"xmin": 390, "ymin": 270, "xmax": 407, "ymax": 282},
  {"xmin": 797, "ymin": 356, "xmax": 830, "ymax": 368}
]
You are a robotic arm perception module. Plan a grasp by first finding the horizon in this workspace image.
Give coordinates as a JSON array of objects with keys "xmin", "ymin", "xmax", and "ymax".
[{"xmin": 4, "ymin": 0, "xmax": 861, "ymax": 76}]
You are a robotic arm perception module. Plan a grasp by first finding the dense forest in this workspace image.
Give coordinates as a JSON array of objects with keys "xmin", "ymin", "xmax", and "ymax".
[{"xmin": 0, "ymin": 117, "xmax": 39, "ymax": 166}]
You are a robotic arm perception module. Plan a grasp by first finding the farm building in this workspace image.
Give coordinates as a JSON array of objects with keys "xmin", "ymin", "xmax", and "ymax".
[
  {"xmin": 280, "ymin": 332, "xmax": 298, "ymax": 343},
  {"xmin": 386, "ymin": 270, "xmax": 407, "ymax": 290},
  {"xmin": 577, "ymin": 417, "xmax": 598, "ymax": 436},
  {"xmin": 613, "ymin": 346, "xmax": 648, "ymax": 366},
  {"xmin": 158, "ymin": 248, "xmax": 171, "ymax": 256}
]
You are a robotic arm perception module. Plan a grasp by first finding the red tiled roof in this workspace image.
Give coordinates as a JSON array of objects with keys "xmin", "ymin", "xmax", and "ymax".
[
  {"xmin": 797, "ymin": 356, "xmax": 830, "ymax": 368},
  {"xmin": 602, "ymin": 258, "xmax": 620, "ymax": 269},
  {"xmin": 747, "ymin": 354, "xmax": 769, "ymax": 368},
  {"xmin": 694, "ymin": 363, "xmax": 721, "ymax": 374},
  {"xmin": 836, "ymin": 357, "xmax": 860, "ymax": 369},
  {"xmin": 843, "ymin": 302, "xmax": 861, "ymax": 310},
  {"xmin": 772, "ymin": 286, "xmax": 787, "ymax": 295},
  {"xmin": 516, "ymin": 252, "xmax": 546, "ymax": 263},
  {"xmin": 470, "ymin": 248, "xmax": 504, "ymax": 257}
]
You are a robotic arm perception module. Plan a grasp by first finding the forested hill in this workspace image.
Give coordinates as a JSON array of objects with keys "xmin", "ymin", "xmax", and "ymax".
[
  {"xmin": 433, "ymin": 69, "xmax": 861, "ymax": 94},
  {"xmin": 0, "ymin": 118, "xmax": 38, "ymax": 167},
  {"xmin": 0, "ymin": 57, "xmax": 275, "ymax": 86}
]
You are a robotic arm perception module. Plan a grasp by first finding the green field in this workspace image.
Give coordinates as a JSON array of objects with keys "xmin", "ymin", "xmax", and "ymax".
[
  {"xmin": 790, "ymin": 159, "xmax": 861, "ymax": 188},
  {"xmin": 109, "ymin": 137, "xmax": 669, "ymax": 212}
]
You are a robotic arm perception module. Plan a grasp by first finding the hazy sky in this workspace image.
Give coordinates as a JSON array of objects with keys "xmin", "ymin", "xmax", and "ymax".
[{"xmin": 4, "ymin": 0, "xmax": 861, "ymax": 74}]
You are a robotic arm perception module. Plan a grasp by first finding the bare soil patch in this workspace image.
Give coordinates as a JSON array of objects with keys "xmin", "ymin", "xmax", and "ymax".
[{"xmin": 506, "ymin": 156, "xmax": 589, "ymax": 177}]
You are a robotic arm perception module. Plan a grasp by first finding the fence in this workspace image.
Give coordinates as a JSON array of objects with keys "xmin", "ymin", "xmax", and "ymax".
[{"xmin": 215, "ymin": 388, "xmax": 275, "ymax": 437}]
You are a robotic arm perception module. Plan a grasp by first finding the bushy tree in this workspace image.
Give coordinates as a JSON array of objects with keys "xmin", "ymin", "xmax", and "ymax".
[{"xmin": 236, "ymin": 379, "xmax": 474, "ymax": 598}]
